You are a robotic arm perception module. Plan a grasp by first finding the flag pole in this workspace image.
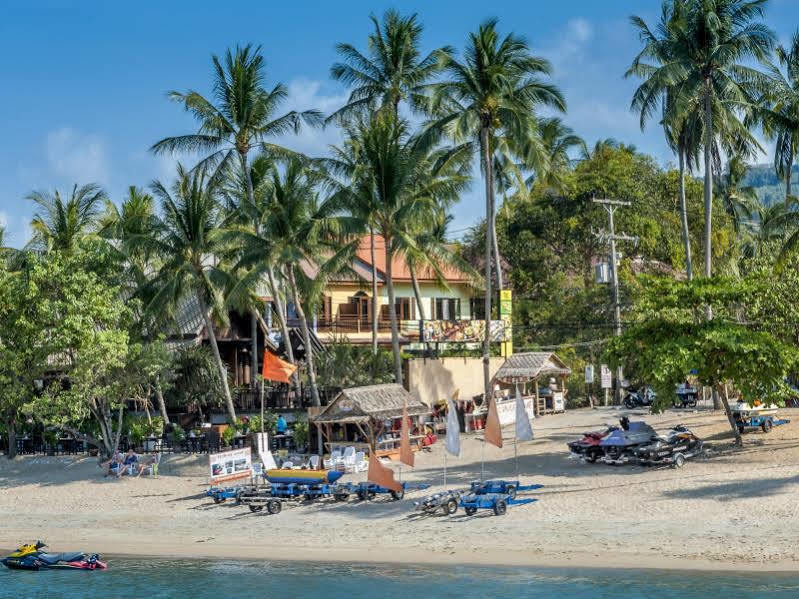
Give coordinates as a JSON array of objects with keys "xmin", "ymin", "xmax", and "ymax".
[
  {"xmin": 444, "ymin": 450, "xmax": 447, "ymax": 489},
  {"xmin": 514, "ymin": 383, "xmax": 519, "ymax": 479}
]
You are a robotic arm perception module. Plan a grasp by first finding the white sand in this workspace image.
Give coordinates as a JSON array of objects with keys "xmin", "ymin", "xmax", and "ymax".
[{"xmin": 3, "ymin": 406, "xmax": 799, "ymax": 570}]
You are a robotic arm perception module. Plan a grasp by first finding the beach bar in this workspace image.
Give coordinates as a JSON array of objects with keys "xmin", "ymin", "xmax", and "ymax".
[
  {"xmin": 311, "ymin": 384, "xmax": 431, "ymax": 459},
  {"xmin": 492, "ymin": 352, "xmax": 572, "ymax": 417}
]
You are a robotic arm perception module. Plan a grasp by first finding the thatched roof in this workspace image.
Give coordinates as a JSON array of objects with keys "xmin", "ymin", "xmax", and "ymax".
[
  {"xmin": 493, "ymin": 352, "xmax": 571, "ymax": 383},
  {"xmin": 312, "ymin": 383, "xmax": 430, "ymax": 424}
]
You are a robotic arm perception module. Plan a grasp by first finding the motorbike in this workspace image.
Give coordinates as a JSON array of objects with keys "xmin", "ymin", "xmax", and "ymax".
[
  {"xmin": 623, "ymin": 387, "xmax": 656, "ymax": 410},
  {"xmin": 567, "ymin": 425, "xmax": 618, "ymax": 463},
  {"xmin": 634, "ymin": 424, "xmax": 703, "ymax": 468},
  {"xmin": 599, "ymin": 417, "xmax": 658, "ymax": 464},
  {"xmin": 2, "ymin": 541, "xmax": 107, "ymax": 571}
]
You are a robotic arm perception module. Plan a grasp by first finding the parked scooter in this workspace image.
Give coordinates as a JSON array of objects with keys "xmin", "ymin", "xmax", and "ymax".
[{"xmin": 623, "ymin": 386, "xmax": 656, "ymax": 410}]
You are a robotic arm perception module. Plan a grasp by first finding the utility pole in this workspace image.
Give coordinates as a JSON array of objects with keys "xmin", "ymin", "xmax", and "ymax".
[{"xmin": 593, "ymin": 198, "xmax": 638, "ymax": 404}]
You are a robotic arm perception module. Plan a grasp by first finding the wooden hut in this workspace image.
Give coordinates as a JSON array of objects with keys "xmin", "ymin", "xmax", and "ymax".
[
  {"xmin": 311, "ymin": 384, "xmax": 431, "ymax": 458},
  {"xmin": 492, "ymin": 352, "xmax": 572, "ymax": 416}
]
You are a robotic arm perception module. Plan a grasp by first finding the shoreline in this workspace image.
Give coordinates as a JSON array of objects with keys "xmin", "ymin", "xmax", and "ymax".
[{"xmin": 2, "ymin": 536, "xmax": 798, "ymax": 573}]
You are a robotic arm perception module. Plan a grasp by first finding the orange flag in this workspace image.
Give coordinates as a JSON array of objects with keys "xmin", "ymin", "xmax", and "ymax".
[
  {"xmin": 484, "ymin": 396, "xmax": 503, "ymax": 448},
  {"xmin": 367, "ymin": 453, "xmax": 402, "ymax": 493},
  {"xmin": 262, "ymin": 351, "xmax": 297, "ymax": 383},
  {"xmin": 399, "ymin": 400, "xmax": 414, "ymax": 467}
]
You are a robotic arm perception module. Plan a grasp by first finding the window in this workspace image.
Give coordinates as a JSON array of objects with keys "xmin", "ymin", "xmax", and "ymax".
[
  {"xmin": 382, "ymin": 298, "xmax": 415, "ymax": 320},
  {"xmin": 470, "ymin": 298, "xmax": 485, "ymax": 320},
  {"xmin": 434, "ymin": 298, "xmax": 461, "ymax": 320}
]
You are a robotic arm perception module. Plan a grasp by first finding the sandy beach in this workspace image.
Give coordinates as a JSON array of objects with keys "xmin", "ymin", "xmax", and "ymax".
[{"xmin": 3, "ymin": 406, "xmax": 799, "ymax": 571}]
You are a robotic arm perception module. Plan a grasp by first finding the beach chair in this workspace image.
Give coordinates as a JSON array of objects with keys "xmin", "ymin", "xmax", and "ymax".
[
  {"xmin": 281, "ymin": 460, "xmax": 294, "ymax": 469},
  {"xmin": 309, "ymin": 455, "xmax": 320, "ymax": 470},
  {"xmin": 353, "ymin": 451, "xmax": 367, "ymax": 473},
  {"xmin": 341, "ymin": 446, "xmax": 356, "ymax": 472},
  {"xmin": 329, "ymin": 447, "xmax": 344, "ymax": 469},
  {"xmin": 139, "ymin": 453, "xmax": 161, "ymax": 477}
]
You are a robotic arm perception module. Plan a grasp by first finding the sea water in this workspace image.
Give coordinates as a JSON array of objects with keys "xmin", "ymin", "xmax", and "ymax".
[{"xmin": 1, "ymin": 559, "xmax": 798, "ymax": 598}]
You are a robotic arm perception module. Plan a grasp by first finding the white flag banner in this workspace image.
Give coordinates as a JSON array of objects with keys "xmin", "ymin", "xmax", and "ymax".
[
  {"xmin": 446, "ymin": 398, "xmax": 461, "ymax": 457},
  {"xmin": 515, "ymin": 385, "xmax": 534, "ymax": 441}
]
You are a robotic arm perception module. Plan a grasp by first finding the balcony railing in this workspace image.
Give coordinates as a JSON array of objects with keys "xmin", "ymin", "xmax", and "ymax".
[{"xmin": 287, "ymin": 316, "xmax": 422, "ymax": 337}]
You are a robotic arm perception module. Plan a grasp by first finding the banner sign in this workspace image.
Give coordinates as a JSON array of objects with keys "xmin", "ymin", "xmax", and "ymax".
[
  {"xmin": 600, "ymin": 364, "xmax": 612, "ymax": 389},
  {"xmin": 209, "ymin": 447, "xmax": 253, "ymax": 484},
  {"xmin": 585, "ymin": 364, "xmax": 594, "ymax": 384},
  {"xmin": 423, "ymin": 319, "xmax": 506, "ymax": 343}
]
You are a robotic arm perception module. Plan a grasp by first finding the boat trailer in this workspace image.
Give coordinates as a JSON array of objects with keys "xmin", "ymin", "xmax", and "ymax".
[
  {"xmin": 458, "ymin": 480, "xmax": 541, "ymax": 516},
  {"xmin": 733, "ymin": 413, "xmax": 790, "ymax": 434}
]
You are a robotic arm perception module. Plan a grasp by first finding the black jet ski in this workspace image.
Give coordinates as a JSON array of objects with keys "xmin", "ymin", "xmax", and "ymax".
[
  {"xmin": 599, "ymin": 417, "xmax": 657, "ymax": 465},
  {"xmin": 635, "ymin": 424, "xmax": 703, "ymax": 468},
  {"xmin": 2, "ymin": 541, "xmax": 107, "ymax": 571}
]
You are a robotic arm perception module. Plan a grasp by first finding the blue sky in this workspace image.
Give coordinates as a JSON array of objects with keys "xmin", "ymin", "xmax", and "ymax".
[{"xmin": 1, "ymin": 0, "xmax": 797, "ymax": 246}]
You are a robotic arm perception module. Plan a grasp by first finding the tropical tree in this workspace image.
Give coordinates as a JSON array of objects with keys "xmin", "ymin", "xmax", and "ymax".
[
  {"xmin": 424, "ymin": 19, "xmax": 565, "ymax": 397},
  {"xmin": 152, "ymin": 44, "xmax": 322, "ymax": 391},
  {"xmin": 668, "ymin": 0, "xmax": 773, "ymax": 278},
  {"xmin": 762, "ymin": 29, "xmax": 799, "ymax": 203},
  {"xmin": 27, "ymin": 183, "xmax": 107, "ymax": 253},
  {"xmin": 717, "ymin": 155, "xmax": 759, "ymax": 231},
  {"xmin": 144, "ymin": 165, "xmax": 238, "ymax": 423},
  {"xmin": 329, "ymin": 9, "xmax": 449, "ymax": 121}
]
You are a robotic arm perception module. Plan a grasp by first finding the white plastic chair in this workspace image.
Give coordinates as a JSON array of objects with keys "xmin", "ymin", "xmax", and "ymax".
[
  {"xmin": 309, "ymin": 455, "xmax": 320, "ymax": 469},
  {"xmin": 341, "ymin": 446, "xmax": 356, "ymax": 472},
  {"xmin": 281, "ymin": 460, "xmax": 293, "ymax": 469},
  {"xmin": 329, "ymin": 447, "xmax": 344, "ymax": 468},
  {"xmin": 353, "ymin": 451, "xmax": 367, "ymax": 472}
]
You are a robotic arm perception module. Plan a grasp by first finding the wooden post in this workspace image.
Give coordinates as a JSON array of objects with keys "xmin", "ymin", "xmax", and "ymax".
[{"xmin": 534, "ymin": 379, "xmax": 540, "ymax": 417}]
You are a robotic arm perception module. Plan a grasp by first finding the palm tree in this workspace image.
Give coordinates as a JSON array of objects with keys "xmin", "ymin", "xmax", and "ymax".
[
  {"xmin": 717, "ymin": 155, "xmax": 759, "ymax": 231},
  {"xmin": 423, "ymin": 19, "xmax": 565, "ymax": 398},
  {"xmin": 145, "ymin": 165, "xmax": 238, "ymax": 423},
  {"xmin": 329, "ymin": 9, "xmax": 450, "ymax": 122},
  {"xmin": 152, "ymin": 44, "xmax": 322, "ymax": 390},
  {"xmin": 671, "ymin": 0, "xmax": 773, "ymax": 278},
  {"xmin": 349, "ymin": 113, "xmax": 470, "ymax": 384},
  {"xmin": 762, "ymin": 30, "xmax": 799, "ymax": 203},
  {"xmin": 27, "ymin": 183, "xmax": 106, "ymax": 253}
]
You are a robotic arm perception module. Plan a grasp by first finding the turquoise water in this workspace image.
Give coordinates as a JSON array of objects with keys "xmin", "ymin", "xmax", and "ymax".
[{"xmin": 1, "ymin": 559, "xmax": 798, "ymax": 598}]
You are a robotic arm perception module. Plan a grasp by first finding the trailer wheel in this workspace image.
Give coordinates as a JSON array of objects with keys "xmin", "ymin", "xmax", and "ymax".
[
  {"xmin": 762, "ymin": 419, "xmax": 773, "ymax": 433},
  {"xmin": 445, "ymin": 498, "xmax": 458, "ymax": 515},
  {"xmin": 249, "ymin": 504, "xmax": 263, "ymax": 513},
  {"xmin": 267, "ymin": 500, "xmax": 282, "ymax": 515},
  {"xmin": 213, "ymin": 496, "xmax": 224, "ymax": 504},
  {"xmin": 334, "ymin": 493, "xmax": 349, "ymax": 502},
  {"xmin": 506, "ymin": 485, "xmax": 517, "ymax": 499},
  {"xmin": 584, "ymin": 451, "xmax": 598, "ymax": 463},
  {"xmin": 493, "ymin": 499, "xmax": 507, "ymax": 516},
  {"xmin": 390, "ymin": 488, "xmax": 405, "ymax": 501},
  {"xmin": 465, "ymin": 506, "xmax": 477, "ymax": 516},
  {"xmin": 673, "ymin": 453, "xmax": 686, "ymax": 469}
]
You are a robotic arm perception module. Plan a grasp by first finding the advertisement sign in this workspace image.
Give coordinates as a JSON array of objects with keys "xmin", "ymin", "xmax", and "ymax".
[
  {"xmin": 585, "ymin": 364, "xmax": 594, "ymax": 384},
  {"xmin": 499, "ymin": 289, "xmax": 513, "ymax": 357},
  {"xmin": 600, "ymin": 364, "xmax": 612, "ymax": 389},
  {"xmin": 423, "ymin": 319, "xmax": 506, "ymax": 343},
  {"xmin": 209, "ymin": 447, "xmax": 253, "ymax": 484}
]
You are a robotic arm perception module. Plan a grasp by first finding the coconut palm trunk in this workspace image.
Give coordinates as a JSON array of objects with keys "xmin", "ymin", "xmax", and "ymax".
[
  {"xmin": 384, "ymin": 240, "xmax": 404, "ymax": 385},
  {"xmin": 480, "ymin": 126, "xmax": 493, "ymax": 402},
  {"xmin": 287, "ymin": 267, "xmax": 321, "ymax": 407},
  {"xmin": 703, "ymin": 81, "xmax": 714, "ymax": 280},
  {"xmin": 408, "ymin": 265, "xmax": 427, "ymax": 321},
  {"xmin": 370, "ymin": 228, "xmax": 379, "ymax": 356},
  {"xmin": 197, "ymin": 292, "xmax": 237, "ymax": 423},
  {"xmin": 238, "ymin": 151, "xmax": 261, "ymax": 394},
  {"xmin": 678, "ymin": 146, "xmax": 693, "ymax": 281},
  {"xmin": 267, "ymin": 266, "xmax": 302, "ymax": 399}
]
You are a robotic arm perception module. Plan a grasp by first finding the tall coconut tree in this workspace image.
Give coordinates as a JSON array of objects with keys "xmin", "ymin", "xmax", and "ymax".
[
  {"xmin": 329, "ymin": 9, "xmax": 450, "ymax": 122},
  {"xmin": 144, "ymin": 165, "xmax": 238, "ymax": 423},
  {"xmin": 423, "ymin": 19, "xmax": 565, "ymax": 398},
  {"xmin": 151, "ymin": 44, "xmax": 322, "ymax": 393},
  {"xmin": 27, "ymin": 183, "xmax": 107, "ymax": 253},
  {"xmin": 762, "ymin": 30, "xmax": 799, "ymax": 203}
]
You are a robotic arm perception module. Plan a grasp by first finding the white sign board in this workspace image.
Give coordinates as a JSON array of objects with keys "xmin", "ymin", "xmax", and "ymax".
[
  {"xmin": 600, "ymin": 364, "xmax": 612, "ymax": 389},
  {"xmin": 209, "ymin": 447, "xmax": 253, "ymax": 484},
  {"xmin": 585, "ymin": 364, "xmax": 594, "ymax": 384}
]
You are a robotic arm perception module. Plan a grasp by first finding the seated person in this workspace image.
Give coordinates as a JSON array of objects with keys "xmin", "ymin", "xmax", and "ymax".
[
  {"xmin": 276, "ymin": 415, "xmax": 288, "ymax": 435},
  {"xmin": 100, "ymin": 451, "xmax": 123, "ymax": 477},
  {"xmin": 136, "ymin": 454, "xmax": 158, "ymax": 477},
  {"xmin": 117, "ymin": 449, "xmax": 139, "ymax": 477}
]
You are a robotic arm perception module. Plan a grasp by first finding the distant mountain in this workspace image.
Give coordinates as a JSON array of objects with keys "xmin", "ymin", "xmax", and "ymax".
[{"xmin": 742, "ymin": 163, "xmax": 798, "ymax": 206}]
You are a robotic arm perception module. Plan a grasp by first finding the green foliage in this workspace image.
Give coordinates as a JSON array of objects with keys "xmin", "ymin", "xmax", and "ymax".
[
  {"xmin": 221, "ymin": 425, "xmax": 236, "ymax": 446},
  {"xmin": 171, "ymin": 424, "xmax": 186, "ymax": 443},
  {"xmin": 166, "ymin": 345, "xmax": 224, "ymax": 412},
  {"xmin": 248, "ymin": 411, "xmax": 278, "ymax": 435},
  {"xmin": 315, "ymin": 342, "xmax": 395, "ymax": 389},
  {"xmin": 292, "ymin": 420, "xmax": 309, "ymax": 449},
  {"xmin": 128, "ymin": 419, "xmax": 147, "ymax": 446},
  {"xmin": 605, "ymin": 276, "xmax": 799, "ymax": 421}
]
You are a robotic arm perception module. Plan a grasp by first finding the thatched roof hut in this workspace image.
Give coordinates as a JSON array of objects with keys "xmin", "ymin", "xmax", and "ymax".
[
  {"xmin": 493, "ymin": 352, "xmax": 571, "ymax": 383},
  {"xmin": 312, "ymin": 383, "xmax": 430, "ymax": 450}
]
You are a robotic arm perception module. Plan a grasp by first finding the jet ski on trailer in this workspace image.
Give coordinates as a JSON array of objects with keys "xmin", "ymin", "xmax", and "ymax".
[
  {"xmin": 2, "ymin": 541, "xmax": 107, "ymax": 571},
  {"xmin": 599, "ymin": 417, "xmax": 657, "ymax": 465}
]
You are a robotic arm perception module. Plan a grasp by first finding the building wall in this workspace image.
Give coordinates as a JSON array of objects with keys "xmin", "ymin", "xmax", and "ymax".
[{"xmin": 406, "ymin": 356, "xmax": 506, "ymax": 406}]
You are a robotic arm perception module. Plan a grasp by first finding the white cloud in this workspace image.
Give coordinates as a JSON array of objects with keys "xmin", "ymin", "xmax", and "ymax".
[
  {"xmin": 0, "ymin": 211, "xmax": 7, "ymax": 229},
  {"xmin": 277, "ymin": 78, "xmax": 350, "ymax": 157},
  {"xmin": 45, "ymin": 127, "xmax": 109, "ymax": 185}
]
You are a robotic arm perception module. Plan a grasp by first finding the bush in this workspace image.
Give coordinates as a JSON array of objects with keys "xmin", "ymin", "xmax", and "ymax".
[
  {"xmin": 221, "ymin": 425, "xmax": 235, "ymax": 446},
  {"xmin": 293, "ymin": 420, "xmax": 309, "ymax": 449},
  {"xmin": 128, "ymin": 419, "xmax": 147, "ymax": 447},
  {"xmin": 171, "ymin": 424, "xmax": 186, "ymax": 442},
  {"xmin": 147, "ymin": 416, "xmax": 165, "ymax": 438}
]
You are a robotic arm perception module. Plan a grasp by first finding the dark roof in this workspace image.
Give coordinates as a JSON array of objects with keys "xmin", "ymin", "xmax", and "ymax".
[
  {"xmin": 312, "ymin": 383, "xmax": 430, "ymax": 424},
  {"xmin": 493, "ymin": 352, "xmax": 571, "ymax": 382}
]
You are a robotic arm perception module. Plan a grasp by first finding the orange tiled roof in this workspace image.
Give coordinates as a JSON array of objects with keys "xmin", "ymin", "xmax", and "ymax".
[{"xmin": 353, "ymin": 234, "xmax": 470, "ymax": 283}]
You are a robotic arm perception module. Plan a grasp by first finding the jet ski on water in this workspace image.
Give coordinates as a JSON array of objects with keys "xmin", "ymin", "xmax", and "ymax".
[
  {"xmin": 599, "ymin": 417, "xmax": 657, "ymax": 465},
  {"xmin": 2, "ymin": 541, "xmax": 107, "ymax": 571}
]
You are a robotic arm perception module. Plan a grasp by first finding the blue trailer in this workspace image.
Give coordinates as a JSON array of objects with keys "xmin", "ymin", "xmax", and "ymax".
[
  {"xmin": 468, "ymin": 480, "xmax": 543, "ymax": 499},
  {"xmin": 734, "ymin": 413, "xmax": 790, "ymax": 434},
  {"xmin": 338, "ymin": 481, "xmax": 430, "ymax": 501},
  {"xmin": 459, "ymin": 480, "xmax": 543, "ymax": 516},
  {"xmin": 206, "ymin": 486, "xmax": 245, "ymax": 504}
]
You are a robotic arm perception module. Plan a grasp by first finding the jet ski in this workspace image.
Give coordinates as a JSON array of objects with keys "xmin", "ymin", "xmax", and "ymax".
[
  {"xmin": 634, "ymin": 424, "xmax": 703, "ymax": 468},
  {"xmin": 599, "ymin": 417, "xmax": 657, "ymax": 465},
  {"xmin": 567, "ymin": 425, "xmax": 618, "ymax": 463},
  {"xmin": 2, "ymin": 541, "xmax": 107, "ymax": 571}
]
